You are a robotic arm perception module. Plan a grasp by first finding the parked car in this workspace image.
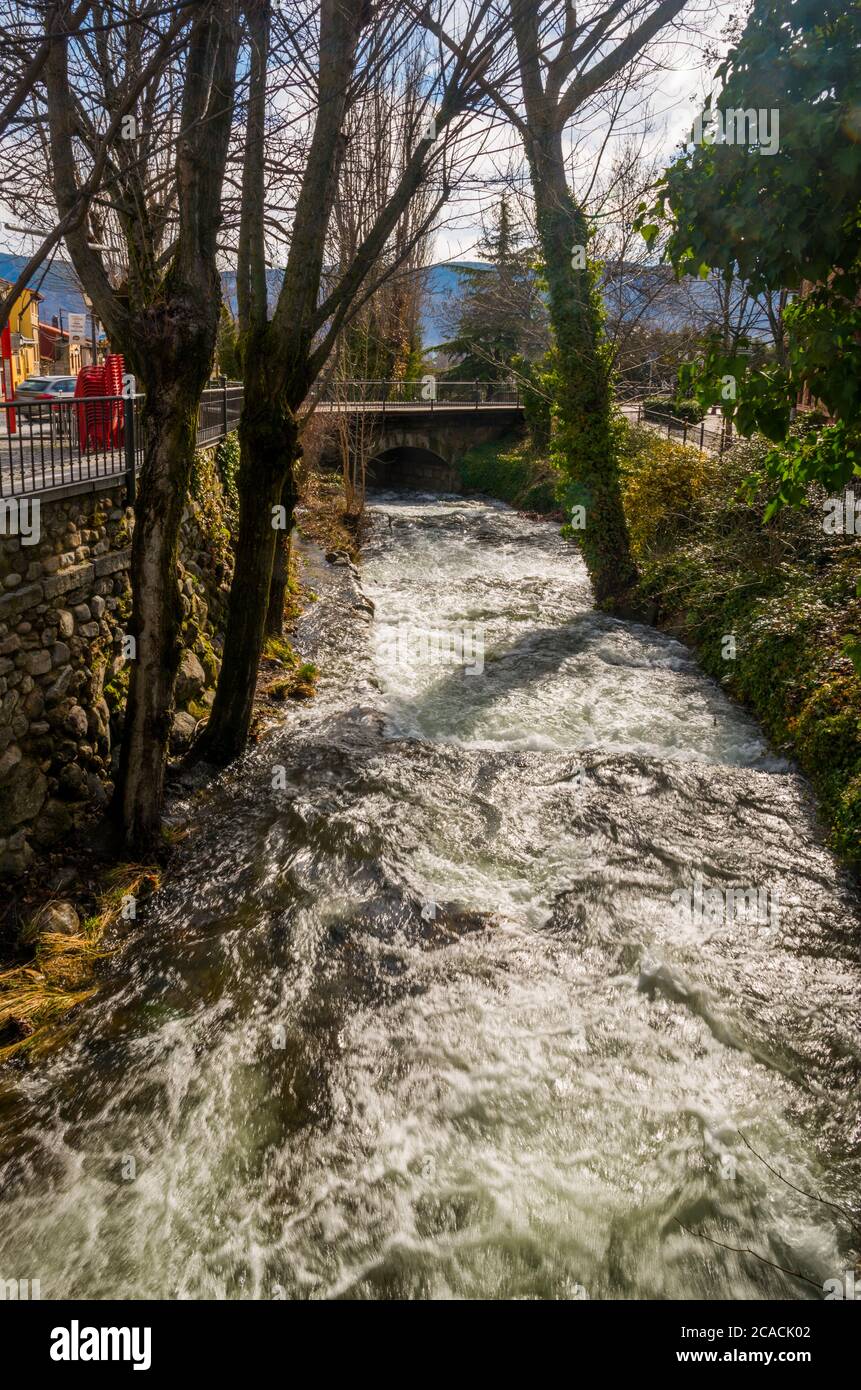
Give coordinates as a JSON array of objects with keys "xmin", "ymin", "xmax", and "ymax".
[
  {"xmin": 14, "ymin": 375, "xmax": 77, "ymax": 404},
  {"xmin": 12, "ymin": 376, "xmax": 78, "ymax": 438}
]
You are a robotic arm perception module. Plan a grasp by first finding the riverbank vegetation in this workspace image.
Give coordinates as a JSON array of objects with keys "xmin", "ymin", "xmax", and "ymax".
[
  {"xmin": 458, "ymin": 436, "xmax": 560, "ymax": 516},
  {"xmin": 621, "ymin": 423, "xmax": 861, "ymax": 869},
  {"xmin": 639, "ymin": 0, "xmax": 861, "ymax": 506}
]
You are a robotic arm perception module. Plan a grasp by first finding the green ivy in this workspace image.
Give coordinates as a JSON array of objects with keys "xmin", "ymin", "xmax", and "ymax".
[
  {"xmin": 458, "ymin": 435, "xmax": 560, "ymax": 514},
  {"xmin": 620, "ymin": 427, "xmax": 861, "ymax": 869},
  {"xmin": 637, "ymin": 0, "xmax": 861, "ymax": 505}
]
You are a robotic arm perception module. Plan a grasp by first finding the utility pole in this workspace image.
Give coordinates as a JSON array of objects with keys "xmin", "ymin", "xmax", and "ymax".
[{"xmin": 81, "ymin": 291, "xmax": 99, "ymax": 366}]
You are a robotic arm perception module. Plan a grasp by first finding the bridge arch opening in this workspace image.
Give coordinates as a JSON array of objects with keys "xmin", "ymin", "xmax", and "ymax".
[{"xmin": 367, "ymin": 445, "xmax": 461, "ymax": 493}]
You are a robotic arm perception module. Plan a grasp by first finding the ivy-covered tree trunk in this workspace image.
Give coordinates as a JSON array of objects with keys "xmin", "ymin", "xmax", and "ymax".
[
  {"xmin": 116, "ymin": 365, "xmax": 203, "ymax": 851},
  {"xmin": 45, "ymin": 0, "xmax": 241, "ymax": 850},
  {"xmin": 525, "ymin": 130, "xmax": 639, "ymax": 609}
]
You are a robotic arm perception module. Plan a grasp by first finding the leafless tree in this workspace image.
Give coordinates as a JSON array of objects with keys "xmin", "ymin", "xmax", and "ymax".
[
  {"xmin": 195, "ymin": 0, "xmax": 507, "ymax": 763},
  {"xmin": 40, "ymin": 0, "xmax": 241, "ymax": 851}
]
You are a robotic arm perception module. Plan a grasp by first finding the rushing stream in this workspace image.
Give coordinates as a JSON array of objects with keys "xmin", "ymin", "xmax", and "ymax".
[{"xmin": 0, "ymin": 492, "xmax": 859, "ymax": 1300}]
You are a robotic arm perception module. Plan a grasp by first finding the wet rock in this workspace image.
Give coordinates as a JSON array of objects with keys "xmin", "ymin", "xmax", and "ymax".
[
  {"xmin": 176, "ymin": 649, "xmax": 206, "ymax": 704},
  {"xmin": 24, "ymin": 899, "xmax": 80, "ymax": 942},
  {"xmin": 45, "ymin": 665, "xmax": 74, "ymax": 701},
  {"xmin": 30, "ymin": 798, "xmax": 75, "ymax": 847},
  {"xmin": 87, "ymin": 700, "xmax": 110, "ymax": 741},
  {"xmin": 0, "ymin": 828, "xmax": 34, "ymax": 877},
  {"xmin": 22, "ymin": 689, "xmax": 44, "ymax": 719},
  {"xmin": 0, "ymin": 742, "xmax": 22, "ymax": 779},
  {"xmin": 170, "ymin": 710, "xmax": 198, "ymax": 752},
  {"xmin": 58, "ymin": 762, "xmax": 88, "ymax": 799},
  {"xmin": 49, "ymin": 863, "xmax": 79, "ymax": 894},
  {"xmin": 19, "ymin": 648, "xmax": 51, "ymax": 676},
  {"xmin": 0, "ymin": 758, "xmax": 47, "ymax": 834},
  {"xmin": 86, "ymin": 772, "xmax": 109, "ymax": 806},
  {"xmin": 418, "ymin": 900, "xmax": 498, "ymax": 948},
  {"xmin": 65, "ymin": 704, "xmax": 89, "ymax": 739}
]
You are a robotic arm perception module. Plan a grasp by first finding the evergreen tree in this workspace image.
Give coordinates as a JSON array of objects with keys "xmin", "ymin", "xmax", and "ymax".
[
  {"xmin": 441, "ymin": 197, "xmax": 548, "ymax": 381},
  {"xmin": 216, "ymin": 302, "xmax": 242, "ymax": 381}
]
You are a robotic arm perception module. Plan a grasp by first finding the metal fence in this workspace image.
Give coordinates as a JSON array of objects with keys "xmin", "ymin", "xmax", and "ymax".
[
  {"xmin": 197, "ymin": 382, "xmax": 244, "ymax": 445},
  {"xmin": 0, "ymin": 381, "xmax": 242, "ymax": 500},
  {"xmin": 319, "ymin": 379, "xmax": 523, "ymax": 408},
  {"xmin": 0, "ymin": 377, "xmax": 523, "ymax": 500},
  {"xmin": 625, "ymin": 401, "xmax": 730, "ymax": 455}
]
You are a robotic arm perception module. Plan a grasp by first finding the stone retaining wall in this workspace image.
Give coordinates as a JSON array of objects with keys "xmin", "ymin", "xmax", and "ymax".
[{"xmin": 0, "ymin": 450, "xmax": 233, "ymax": 876}]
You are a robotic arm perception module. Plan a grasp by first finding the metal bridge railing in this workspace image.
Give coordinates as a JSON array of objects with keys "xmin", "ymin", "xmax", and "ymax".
[
  {"xmin": 0, "ymin": 378, "xmax": 523, "ymax": 499},
  {"xmin": 320, "ymin": 379, "xmax": 523, "ymax": 408},
  {"xmin": 625, "ymin": 401, "xmax": 730, "ymax": 456},
  {"xmin": 0, "ymin": 381, "xmax": 243, "ymax": 501}
]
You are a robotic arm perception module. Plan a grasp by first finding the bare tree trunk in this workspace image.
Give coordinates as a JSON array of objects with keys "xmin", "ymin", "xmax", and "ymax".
[
  {"xmin": 44, "ymin": 0, "xmax": 240, "ymax": 850},
  {"xmin": 194, "ymin": 338, "xmax": 299, "ymax": 763},
  {"xmin": 193, "ymin": 0, "xmax": 363, "ymax": 761},
  {"xmin": 265, "ymin": 472, "xmax": 295, "ymax": 637},
  {"xmin": 117, "ymin": 375, "xmax": 200, "ymax": 848},
  {"xmin": 193, "ymin": 0, "xmax": 488, "ymax": 766}
]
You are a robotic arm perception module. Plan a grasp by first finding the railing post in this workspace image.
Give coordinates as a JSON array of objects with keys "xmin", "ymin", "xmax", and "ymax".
[
  {"xmin": 700, "ymin": 421, "xmax": 705, "ymax": 451},
  {"xmin": 220, "ymin": 374, "xmax": 228, "ymax": 438},
  {"xmin": 124, "ymin": 394, "xmax": 136, "ymax": 504}
]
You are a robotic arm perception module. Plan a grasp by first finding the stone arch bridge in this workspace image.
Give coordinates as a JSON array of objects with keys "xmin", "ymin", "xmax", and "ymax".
[{"xmin": 318, "ymin": 381, "xmax": 525, "ymax": 492}]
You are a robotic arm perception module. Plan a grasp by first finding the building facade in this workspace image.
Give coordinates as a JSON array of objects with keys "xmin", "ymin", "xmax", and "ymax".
[{"xmin": 0, "ymin": 279, "xmax": 42, "ymax": 401}]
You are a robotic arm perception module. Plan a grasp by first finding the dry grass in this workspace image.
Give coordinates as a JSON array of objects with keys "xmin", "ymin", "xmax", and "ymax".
[
  {"xmin": 0, "ymin": 863, "xmax": 160, "ymax": 1064},
  {"xmin": 296, "ymin": 469, "xmax": 362, "ymax": 558}
]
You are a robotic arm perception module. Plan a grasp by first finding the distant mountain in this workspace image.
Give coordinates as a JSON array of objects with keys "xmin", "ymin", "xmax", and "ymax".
[
  {"xmin": 220, "ymin": 268, "xmax": 286, "ymax": 318},
  {"xmin": 421, "ymin": 261, "xmax": 488, "ymax": 347},
  {"xmin": 600, "ymin": 260, "xmax": 775, "ymax": 339},
  {"xmin": 222, "ymin": 261, "xmax": 472, "ymax": 347},
  {"xmin": 0, "ymin": 253, "xmax": 96, "ymax": 338},
  {"xmin": 1, "ymin": 252, "xmax": 774, "ymax": 357},
  {"xmin": 421, "ymin": 258, "xmax": 775, "ymax": 349}
]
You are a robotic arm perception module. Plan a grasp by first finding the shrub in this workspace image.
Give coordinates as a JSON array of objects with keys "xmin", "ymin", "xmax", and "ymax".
[
  {"xmin": 641, "ymin": 395, "xmax": 675, "ymax": 419},
  {"xmin": 642, "ymin": 395, "xmax": 705, "ymax": 424},
  {"xmin": 459, "ymin": 435, "xmax": 560, "ymax": 513},
  {"xmin": 625, "ymin": 426, "xmax": 861, "ymax": 869},
  {"xmin": 618, "ymin": 423, "xmax": 718, "ymax": 556},
  {"xmin": 673, "ymin": 398, "xmax": 706, "ymax": 424}
]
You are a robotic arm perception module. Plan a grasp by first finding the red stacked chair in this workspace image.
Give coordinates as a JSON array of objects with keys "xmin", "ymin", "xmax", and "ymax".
[
  {"xmin": 74, "ymin": 354, "xmax": 126, "ymax": 450},
  {"xmin": 103, "ymin": 354, "xmax": 125, "ymax": 445},
  {"xmin": 75, "ymin": 365, "xmax": 107, "ymax": 450}
]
